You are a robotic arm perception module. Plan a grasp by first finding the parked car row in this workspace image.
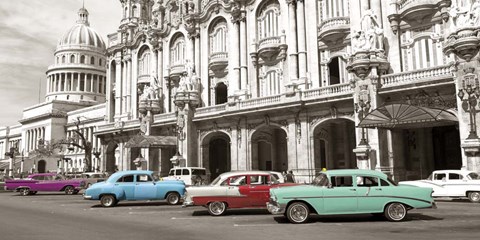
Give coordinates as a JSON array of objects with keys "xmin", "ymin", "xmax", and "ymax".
[{"xmin": 12, "ymin": 168, "xmax": 480, "ymax": 224}]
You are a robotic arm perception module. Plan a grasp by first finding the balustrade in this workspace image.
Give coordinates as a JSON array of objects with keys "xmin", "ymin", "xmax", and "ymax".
[{"xmin": 381, "ymin": 65, "xmax": 453, "ymax": 87}]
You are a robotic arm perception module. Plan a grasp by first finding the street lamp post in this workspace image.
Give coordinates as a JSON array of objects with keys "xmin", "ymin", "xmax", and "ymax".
[
  {"xmin": 4, "ymin": 147, "xmax": 16, "ymax": 177},
  {"xmin": 354, "ymin": 98, "xmax": 371, "ymax": 145},
  {"xmin": 458, "ymin": 73, "xmax": 480, "ymax": 139}
]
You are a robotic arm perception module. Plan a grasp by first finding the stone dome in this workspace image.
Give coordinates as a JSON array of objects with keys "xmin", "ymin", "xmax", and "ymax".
[{"xmin": 56, "ymin": 8, "xmax": 106, "ymax": 51}]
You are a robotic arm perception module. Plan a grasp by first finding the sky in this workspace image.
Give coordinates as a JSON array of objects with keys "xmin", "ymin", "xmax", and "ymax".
[{"xmin": 0, "ymin": 0, "xmax": 122, "ymax": 126}]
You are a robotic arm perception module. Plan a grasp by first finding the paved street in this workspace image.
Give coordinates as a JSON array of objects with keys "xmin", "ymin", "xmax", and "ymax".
[{"xmin": 0, "ymin": 191, "xmax": 479, "ymax": 240}]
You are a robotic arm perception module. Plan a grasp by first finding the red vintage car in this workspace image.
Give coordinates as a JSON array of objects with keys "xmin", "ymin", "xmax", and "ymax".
[
  {"xmin": 5, "ymin": 173, "xmax": 86, "ymax": 195},
  {"xmin": 182, "ymin": 171, "xmax": 297, "ymax": 216}
]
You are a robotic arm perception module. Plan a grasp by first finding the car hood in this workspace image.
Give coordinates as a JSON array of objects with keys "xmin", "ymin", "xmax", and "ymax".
[{"xmin": 270, "ymin": 184, "xmax": 321, "ymax": 197}]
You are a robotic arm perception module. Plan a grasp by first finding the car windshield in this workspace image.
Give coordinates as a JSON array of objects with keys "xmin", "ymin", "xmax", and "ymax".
[
  {"xmin": 269, "ymin": 174, "xmax": 280, "ymax": 184},
  {"xmin": 311, "ymin": 173, "xmax": 329, "ymax": 187},
  {"xmin": 426, "ymin": 173, "xmax": 433, "ymax": 180},
  {"xmin": 210, "ymin": 175, "xmax": 222, "ymax": 186},
  {"xmin": 386, "ymin": 176, "xmax": 398, "ymax": 186},
  {"xmin": 467, "ymin": 172, "xmax": 480, "ymax": 180}
]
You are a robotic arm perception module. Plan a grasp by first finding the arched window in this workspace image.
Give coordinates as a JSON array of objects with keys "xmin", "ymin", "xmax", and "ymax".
[
  {"xmin": 70, "ymin": 55, "xmax": 75, "ymax": 63},
  {"xmin": 257, "ymin": 1, "xmax": 280, "ymax": 41},
  {"xmin": 138, "ymin": 48, "xmax": 151, "ymax": 76},
  {"xmin": 99, "ymin": 59, "xmax": 103, "ymax": 66},
  {"xmin": 80, "ymin": 55, "xmax": 86, "ymax": 64},
  {"xmin": 215, "ymin": 82, "xmax": 228, "ymax": 104},
  {"xmin": 132, "ymin": 5, "xmax": 138, "ymax": 18},
  {"xmin": 170, "ymin": 35, "xmax": 186, "ymax": 66},
  {"xmin": 327, "ymin": 56, "xmax": 347, "ymax": 85},
  {"xmin": 400, "ymin": 24, "xmax": 445, "ymax": 71},
  {"xmin": 90, "ymin": 56, "xmax": 95, "ymax": 65},
  {"xmin": 209, "ymin": 20, "xmax": 228, "ymax": 54},
  {"xmin": 317, "ymin": 0, "xmax": 350, "ymax": 22},
  {"xmin": 260, "ymin": 70, "xmax": 281, "ymax": 97}
]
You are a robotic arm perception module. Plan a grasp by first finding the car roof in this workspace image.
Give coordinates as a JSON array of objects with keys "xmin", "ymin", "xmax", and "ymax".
[
  {"xmin": 27, "ymin": 173, "xmax": 57, "ymax": 178},
  {"xmin": 324, "ymin": 169, "xmax": 388, "ymax": 178},
  {"xmin": 217, "ymin": 171, "xmax": 277, "ymax": 179},
  {"xmin": 107, "ymin": 170, "xmax": 154, "ymax": 182},
  {"xmin": 431, "ymin": 170, "xmax": 474, "ymax": 175}
]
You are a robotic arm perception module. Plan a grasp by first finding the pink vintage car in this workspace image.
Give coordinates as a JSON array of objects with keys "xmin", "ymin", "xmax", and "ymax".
[{"xmin": 5, "ymin": 173, "xmax": 86, "ymax": 195}]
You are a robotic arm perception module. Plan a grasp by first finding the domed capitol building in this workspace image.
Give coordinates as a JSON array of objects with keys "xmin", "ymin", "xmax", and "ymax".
[{"xmin": 1, "ymin": 0, "xmax": 480, "ymax": 182}]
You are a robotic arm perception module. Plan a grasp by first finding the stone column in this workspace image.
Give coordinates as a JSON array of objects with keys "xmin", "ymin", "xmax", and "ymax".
[
  {"xmin": 115, "ymin": 58, "xmax": 122, "ymax": 117},
  {"xmin": 239, "ymin": 12, "xmax": 248, "ymax": 93},
  {"xmin": 230, "ymin": 18, "xmax": 241, "ymax": 98},
  {"xmin": 296, "ymin": 0, "xmax": 307, "ymax": 84},
  {"xmin": 288, "ymin": 0, "xmax": 299, "ymax": 82},
  {"xmin": 125, "ymin": 55, "xmax": 132, "ymax": 117}
]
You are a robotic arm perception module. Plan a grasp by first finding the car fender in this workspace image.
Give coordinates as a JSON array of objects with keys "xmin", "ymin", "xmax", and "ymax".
[{"xmin": 111, "ymin": 187, "xmax": 127, "ymax": 200}]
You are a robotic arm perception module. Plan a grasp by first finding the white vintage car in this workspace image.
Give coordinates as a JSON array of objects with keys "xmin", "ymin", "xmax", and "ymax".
[{"xmin": 399, "ymin": 170, "xmax": 480, "ymax": 203}]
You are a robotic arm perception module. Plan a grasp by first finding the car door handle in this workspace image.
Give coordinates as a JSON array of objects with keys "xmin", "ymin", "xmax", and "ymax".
[
  {"xmin": 249, "ymin": 186, "xmax": 256, "ymax": 189},
  {"xmin": 350, "ymin": 189, "xmax": 356, "ymax": 191},
  {"xmin": 375, "ymin": 188, "xmax": 382, "ymax": 191}
]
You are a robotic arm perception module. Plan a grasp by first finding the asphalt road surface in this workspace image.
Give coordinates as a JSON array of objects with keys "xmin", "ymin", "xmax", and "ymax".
[{"xmin": 0, "ymin": 192, "xmax": 479, "ymax": 240}]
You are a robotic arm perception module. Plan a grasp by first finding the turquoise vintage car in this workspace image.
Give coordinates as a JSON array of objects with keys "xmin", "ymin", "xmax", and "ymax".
[
  {"xmin": 267, "ymin": 169, "xmax": 435, "ymax": 223},
  {"xmin": 84, "ymin": 170, "xmax": 185, "ymax": 207}
]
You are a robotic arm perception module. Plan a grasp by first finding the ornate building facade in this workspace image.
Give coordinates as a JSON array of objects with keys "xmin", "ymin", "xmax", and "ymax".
[{"xmin": 2, "ymin": 0, "xmax": 480, "ymax": 183}]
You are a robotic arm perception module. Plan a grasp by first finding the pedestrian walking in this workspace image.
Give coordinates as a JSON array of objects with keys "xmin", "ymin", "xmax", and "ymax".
[{"xmin": 285, "ymin": 170, "xmax": 296, "ymax": 183}]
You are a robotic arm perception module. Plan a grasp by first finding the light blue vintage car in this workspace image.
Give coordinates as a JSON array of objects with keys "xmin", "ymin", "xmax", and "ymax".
[
  {"xmin": 267, "ymin": 169, "xmax": 436, "ymax": 223},
  {"xmin": 84, "ymin": 170, "xmax": 185, "ymax": 207}
]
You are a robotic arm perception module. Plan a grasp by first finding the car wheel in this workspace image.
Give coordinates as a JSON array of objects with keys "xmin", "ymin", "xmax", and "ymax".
[
  {"xmin": 166, "ymin": 192, "xmax": 180, "ymax": 205},
  {"xmin": 286, "ymin": 202, "xmax": 310, "ymax": 224},
  {"xmin": 19, "ymin": 188, "xmax": 31, "ymax": 196},
  {"xmin": 30, "ymin": 191, "xmax": 37, "ymax": 195},
  {"xmin": 468, "ymin": 191, "xmax": 480, "ymax": 203},
  {"xmin": 100, "ymin": 195, "xmax": 117, "ymax": 208},
  {"xmin": 64, "ymin": 186, "xmax": 75, "ymax": 195},
  {"xmin": 207, "ymin": 201, "xmax": 227, "ymax": 216},
  {"xmin": 73, "ymin": 190, "xmax": 80, "ymax": 195},
  {"xmin": 384, "ymin": 202, "xmax": 407, "ymax": 222}
]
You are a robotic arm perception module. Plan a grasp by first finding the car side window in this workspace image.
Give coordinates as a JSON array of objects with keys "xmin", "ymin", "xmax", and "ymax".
[
  {"xmin": 182, "ymin": 169, "xmax": 190, "ymax": 176},
  {"xmin": 229, "ymin": 176, "xmax": 246, "ymax": 186},
  {"xmin": 467, "ymin": 173, "xmax": 480, "ymax": 180},
  {"xmin": 434, "ymin": 173, "xmax": 446, "ymax": 181},
  {"xmin": 331, "ymin": 176, "xmax": 353, "ymax": 187},
  {"xmin": 117, "ymin": 175, "xmax": 134, "ymax": 183},
  {"xmin": 175, "ymin": 169, "xmax": 181, "ymax": 176},
  {"xmin": 449, "ymin": 173, "xmax": 462, "ymax": 180},
  {"xmin": 136, "ymin": 174, "xmax": 153, "ymax": 182},
  {"xmin": 249, "ymin": 175, "xmax": 268, "ymax": 185},
  {"xmin": 32, "ymin": 176, "xmax": 44, "ymax": 180},
  {"xmin": 380, "ymin": 179, "xmax": 390, "ymax": 186},
  {"xmin": 356, "ymin": 176, "xmax": 379, "ymax": 187}
]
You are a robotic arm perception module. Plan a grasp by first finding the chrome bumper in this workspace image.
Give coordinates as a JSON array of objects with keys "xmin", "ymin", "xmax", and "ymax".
[
  {"xmin": 266, "ymin": 201, "xmax": 285, "ymax": 215},
  {"xmin": 182, "ymin": 201, "xmax": 194, "ymax": 208},
  {"xmin": 83, "ymin": 194, "xmax": 93, "ymax": 200}
]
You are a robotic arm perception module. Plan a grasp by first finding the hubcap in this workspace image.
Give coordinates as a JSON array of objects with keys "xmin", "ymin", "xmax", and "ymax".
[
  {"xmin": 210, "ymin": 202, "xmax": 225, "ymax": 215},
  {"xmin": 388, "ymin": 203, "xmax": 406, "ymax": 221},
  {"xmin": 103, "ymin": 197, "xmax": 113, "ymax": 206},
  {"xmin": 168, "ymin": 194, "xmax": 179, "ymax": 204},
  {"xmin": 471, "ymin": 192, "xmax": 480, "ymax": 202},
  {"xmin": 289, "ymin": 204, "xmax": 308, "ymax": 222}
]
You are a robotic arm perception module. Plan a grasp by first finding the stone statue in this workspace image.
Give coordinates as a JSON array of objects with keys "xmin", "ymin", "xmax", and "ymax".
[
  {"xmin": 471, "ymin": 0, "xmax": 480, "ymax": 26},
  {"xmin": 358, "ymin": 9, "xmax": 384, "ymax": 51},
  {"xmin": 352, "ymin": 30, "xmax": 368, "ymax": 53},
  {"xmin": 177, "ymin": 60, "xmax": 197, "ymax": 92},
  {"xmin": 449, "ymin": 5, "xmax": 470, "ymax": 30}
]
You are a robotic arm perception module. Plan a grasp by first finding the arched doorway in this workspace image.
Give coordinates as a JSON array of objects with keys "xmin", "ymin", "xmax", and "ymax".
[
  {"xmin": 251, "ymin": 126, "xmax": 288, "ymax": 172},
  {"xmin": 202, "ymin": 132, "xmax": 231, "ymax": 181},
  {"xmin": 38, "ymin": 160, "xmax": 46, "ymax": 173},
  {"xmin": 313, "ymin": 119, "xmax": 356, "ymax": 171},
  {"xmin": 106, "ymin": 142, "xmax": 118, "ymax": 173}
]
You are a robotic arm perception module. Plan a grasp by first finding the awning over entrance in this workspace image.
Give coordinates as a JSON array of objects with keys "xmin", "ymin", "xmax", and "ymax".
[
  {"xmin": 124, "ymin": 135, "xmax": 177, "ymax": 148},
  {"xmin": 358, "ymin": 103, "xmax": 457, "ymax": 129}
]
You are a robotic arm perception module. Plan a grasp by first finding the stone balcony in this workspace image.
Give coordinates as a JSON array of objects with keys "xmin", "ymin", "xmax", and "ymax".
[
  {"xmin": 255, "ymin": 34, "xmax": 287, "ymax": 65},
  {"xmin": 137, "ymin": 74, "xmax": 152, "ymax": 84},
  {"xmin": 169, "ymin": 64, "xmax": 186, "ymax": 80},
  {"xmin": 208, "ymin": 52, "xmax": 228, "ymax": 77},
  {"xmin": 380, "ymin": 64, "xmax": 454, "ymax": 92},
  {"xmin": 318, "ymin": 17, "xmax": 350, "ymax": 45},
  {"xmin": 388, "ymin": 0, "xmax": 451, "ymax": 31}
]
